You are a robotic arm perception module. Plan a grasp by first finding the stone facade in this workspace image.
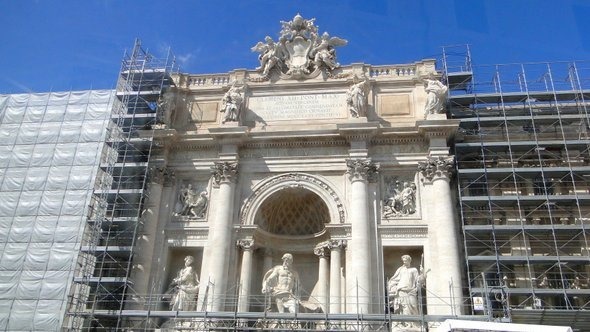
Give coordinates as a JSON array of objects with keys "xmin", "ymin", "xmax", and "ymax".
[{"xmin": 136, "ymin": 15, "xmax": 462, "ymax": 317}]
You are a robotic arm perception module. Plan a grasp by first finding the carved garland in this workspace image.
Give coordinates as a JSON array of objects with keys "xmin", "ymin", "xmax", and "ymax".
[{"xmin": 240, "ymin": 173, "xmax": 346, "ymax": 225}]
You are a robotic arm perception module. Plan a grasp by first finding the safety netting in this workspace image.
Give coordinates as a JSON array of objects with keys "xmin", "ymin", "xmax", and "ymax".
[{"xmin": 0, "ymin": 90, "xmax": 113, "ymax": 331}]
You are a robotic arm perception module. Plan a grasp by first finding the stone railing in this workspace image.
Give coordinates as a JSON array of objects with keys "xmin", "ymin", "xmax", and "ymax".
[
  {"xmin": 186, "ymin": 74, "xmax": 231, "ymax": 87},
  {"xmin": 369, "ymin": 65, "xmax": 417, "ymax": 78}
]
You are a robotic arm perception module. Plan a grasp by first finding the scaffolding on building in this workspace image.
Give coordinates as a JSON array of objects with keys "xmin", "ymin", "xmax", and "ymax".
[
  {"xmin": 443, "ymin": 45, "xmax": 590, "ymax": 331},
  {"xmin": 64, "ymin": 40, "xmax": 177, "ymax": 330}
]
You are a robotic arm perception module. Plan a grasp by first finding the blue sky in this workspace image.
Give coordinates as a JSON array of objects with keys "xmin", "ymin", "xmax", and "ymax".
[{"xmin": 1, "ymin": 0, "xmax": 590, "ymax": 93}]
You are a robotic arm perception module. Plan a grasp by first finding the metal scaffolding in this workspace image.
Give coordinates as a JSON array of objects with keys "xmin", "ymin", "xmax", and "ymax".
[
  {"xmin": 443, "ymin": 45, "xmax": 590, "ymax": 330},
  {"xmin": 64, "ymin": 40, "xmax": 176, "ymax": 330}
]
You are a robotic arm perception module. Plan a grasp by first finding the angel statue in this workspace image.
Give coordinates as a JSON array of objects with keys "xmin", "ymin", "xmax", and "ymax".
[
  {"xmin": 311, "ymin": 32, "xmax": 348, "ymax": 71},
  {"xmin": 251, "ymin": 36, "xmax": 285, "ymax": 77}
]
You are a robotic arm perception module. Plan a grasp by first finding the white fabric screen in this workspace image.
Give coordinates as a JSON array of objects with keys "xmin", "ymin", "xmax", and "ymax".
[{"xmin": 0, "ymin": 90, "xmax": 113, "ymax": 331}]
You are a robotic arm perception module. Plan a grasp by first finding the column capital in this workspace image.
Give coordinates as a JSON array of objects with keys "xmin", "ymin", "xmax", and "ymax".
[
  {"xmin": 314, "ymin": 241, "xmax": 330, "ymax": 258},
  {"xmin": 211, "ymin": 161, "xmax": 238, "ymax": 185},
  {"xmin": 418, "ymin": 156, "xmax": 454, "ymax": 182},
  {"xmin": 236, "ymin": 239, "xmax": 256, "ymax": 251},
  {"xmin": 328, "ymin": 239, "xmax": 348, "ymax": 250},
  {"xmin": 148, "ymin": 166, "xmax": 175, "ymax": 186},
  {"xmin": 346, "ymin": 158, "xmax": 379, "ymax": 183}
]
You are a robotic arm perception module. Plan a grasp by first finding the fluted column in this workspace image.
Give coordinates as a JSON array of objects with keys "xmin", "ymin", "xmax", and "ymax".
[
  {"xmin": 418, "ymin": 156, "xmax": 463, "ymax": 315},
  {"xmin": 236, "ymin": 239, "xmax": 256, "ymax": 312},
  {"xmin": 328, "ymin": 240, "xmax": 346, "ymax": 313},
  {"xmin": 205, "ymin": 161, "xmax": 238, "ymax": 311},
  {"xmin": 346, "ymin": 158, "xmax": 379, "ymax": 314},
  {"xmin": 314, "ymin": 242, "xmax": 330, "ymax": 312}
]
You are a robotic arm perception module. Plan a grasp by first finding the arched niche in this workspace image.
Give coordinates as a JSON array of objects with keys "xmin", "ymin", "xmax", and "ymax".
[{"xmin": 240, "ymin": 172, "xmax": 346, "ymax": 228}]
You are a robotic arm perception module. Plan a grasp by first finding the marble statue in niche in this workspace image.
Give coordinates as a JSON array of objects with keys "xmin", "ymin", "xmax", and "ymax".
[
  {"xmin": 387, "ymin": 255, "xmax": 427, "ymax": 318},
  {"xmin": 169, "ymin": 255, "xmax": 200, "ymax": 311},
  {"xmin": 423, "ymin": 77, "xmax": 448, "ymax": 117},
  {"xmin": 220, "ymin": 81, "xmax": 245, "ymax": 124},
  {"xmin": 347, "ymin": 78, "xmax": 369, "ymax": 118},
  {"xmin": 383, "ymin": 178, "xmax": 417, "ymax": 217},
  {"xmin": 262, "ymin": 253, "xmax": 321, "ymax": 314},
  {"xmin": 174, "ymin": 184, "xmax": 208, "ymax": 219}
]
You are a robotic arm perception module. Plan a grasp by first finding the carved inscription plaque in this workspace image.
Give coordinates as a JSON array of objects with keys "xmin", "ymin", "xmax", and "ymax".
[{"xmin": 246, "ymin": 93, "xmax": 347, "ymax": 121}]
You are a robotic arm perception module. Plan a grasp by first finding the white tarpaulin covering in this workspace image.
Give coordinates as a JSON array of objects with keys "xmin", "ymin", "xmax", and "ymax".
[
  {"xmin": 434, "ymin": 319, "xmax": 573, "ymax": 332},
  {"xmin": 0, "ymin": 90, "xmax": 113, "ymax": 331}
]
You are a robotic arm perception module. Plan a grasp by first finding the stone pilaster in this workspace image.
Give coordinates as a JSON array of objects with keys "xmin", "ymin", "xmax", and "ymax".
[
  {"xmin": 314, "ymin": 242, "xmax": 330, "ymax": 313},
  {"xmin": 129, "ymin": 166, "xmax": 174, "ymax": 308},
  {"xmin": 236, "ymin": 239, "xmax": 256, "ymax": 312},
  {"xmin": 205, "ymin": 161, "xmax": 238, "ymax": 311},
  {"xmin": 418, "ymin": 156, "xmax": 463, "ymax": 315},
  {"xmin": 346, "ymin": 158, "xmax": 379, "ymax": 314},
  {"xmin": 328, "ymin": 240, "xmax": 347, "ymax": 313}
]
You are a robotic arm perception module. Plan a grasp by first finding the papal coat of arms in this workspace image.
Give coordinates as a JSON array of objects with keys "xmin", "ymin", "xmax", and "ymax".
[{"xmin": 251, "ymin": 14, "xmax": 348, "ymax": 80}]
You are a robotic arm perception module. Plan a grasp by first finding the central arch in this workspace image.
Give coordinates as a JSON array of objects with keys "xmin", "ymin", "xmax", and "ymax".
[
  {"xmin": 240, "ymin": 172, "xmax": 345, "ymax": 227},
  {"xmin": 256, "ymin": 187, "xmax": 329, "ymax": 236}
]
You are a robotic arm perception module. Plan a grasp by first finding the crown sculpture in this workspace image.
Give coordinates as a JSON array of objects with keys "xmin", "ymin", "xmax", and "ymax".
[{"xmin": 251, "ymin": 14, "xmax": 348, "ymax": 80}]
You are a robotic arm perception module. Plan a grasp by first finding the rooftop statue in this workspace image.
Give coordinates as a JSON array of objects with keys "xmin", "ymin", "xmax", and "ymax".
[
  {"xmin": 251, "ymin": 14, "xmax": 348, "ymax": 80},
  {"xmin": 423, "ymin": 77, "xmax": 448, "ymax": 117},
  {"xmin": 346, "ymin": 78, "xmax": 370, "ymax": 118},
  {"xmin": 220, "ymin": 81, "xmax": 245, "ymax": 124}
]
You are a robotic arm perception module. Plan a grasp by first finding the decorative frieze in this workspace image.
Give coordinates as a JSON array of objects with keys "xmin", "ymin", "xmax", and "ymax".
[
  {"xmin": 379, "ymin": 227, "xmax": 427, "ymax": 239},
  {"xmin": 240, "ymin": 146, "xmax": 348, "ymax": 159},
  {"xmin": 346, "ymin": 158, "xmax": 379, "ymax": 182},
  {"xmin": 211, "ymin": 161, "xmax": 238, "ymax": 185},
  {"xmin": 418, "ymin": 156, "xmax": 454, "ymax": 182}
]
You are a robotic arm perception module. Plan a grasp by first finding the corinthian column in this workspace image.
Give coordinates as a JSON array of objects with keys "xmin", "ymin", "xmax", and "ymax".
[
  {"xmin": 205, "ymin": 161, "xmax": 238, "ymax": 311},
  {"xmin": 314, "ymin": 242, "xmax": 330, "ymax": 312},
  {"xmin": 328, "ymin": 240, "xmax": 346, "ymax": 313},
  {"xmin": 418, "ymin": 156, "xmax": 462, "ymax": 315},
  {"xmin": 236, "ymin": 239, "xmax": 255, "ymax": 312},
  {"xmin": 346, "ymin": 158, "xmax": 379, "ymax": 314}
]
